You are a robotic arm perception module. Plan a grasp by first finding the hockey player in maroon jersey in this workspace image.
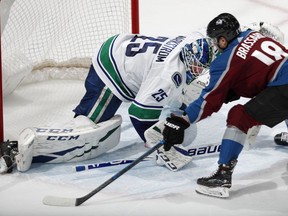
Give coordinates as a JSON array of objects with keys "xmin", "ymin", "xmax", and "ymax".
[{"xmin": 162, "ymin": 13, "xmax": 288, "ymax": 198}]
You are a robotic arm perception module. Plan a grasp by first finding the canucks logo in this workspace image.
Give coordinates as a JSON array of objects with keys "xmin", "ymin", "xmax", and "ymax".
[{"xmin": 172, "ymin": 72, "xmax": 182, "ymax": 88}]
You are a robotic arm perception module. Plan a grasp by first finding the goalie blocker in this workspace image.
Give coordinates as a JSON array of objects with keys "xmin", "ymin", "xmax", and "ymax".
[
  {"xmin": 144, "ymin": 119, "xmax": 197, "ymax": 171},
  {"xmin": 15, "ymin": 115, "xmax": 122, "ymax": 172}
]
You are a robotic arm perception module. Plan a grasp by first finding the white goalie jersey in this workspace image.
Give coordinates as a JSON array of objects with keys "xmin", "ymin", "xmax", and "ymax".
[
  {"xmin": 92, "ymin": 33, "xmax": 207, "ymax": 113},
  {"xmin": 13, "ymin": 32, "xmax": 209, "ymax": 173}
]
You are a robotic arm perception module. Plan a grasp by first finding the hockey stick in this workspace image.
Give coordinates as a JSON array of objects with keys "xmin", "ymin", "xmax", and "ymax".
[
  {"xmin": 73, "ymin": 142, "xmax": 221, "ymax": 172},
  {"xmin": 74, "ymin": 157, "xmax": 153, "ymax": 172},
  {"xmin": 42, "ymin": 140, "xmax": 165, "ymax": 207}
]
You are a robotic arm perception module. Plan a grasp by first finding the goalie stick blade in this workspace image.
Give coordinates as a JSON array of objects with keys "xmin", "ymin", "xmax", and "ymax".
[
  {"xmin": 43, "ymin": 195, "xmax": 77, "ymax": 207},
  {"xmin": 74, "ymin": 157, "xmax": 153, "ymax": 172}
]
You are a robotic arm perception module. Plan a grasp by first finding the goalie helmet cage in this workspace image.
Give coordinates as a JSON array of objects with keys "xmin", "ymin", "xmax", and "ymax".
[{"xmin": 0, "ymin": 0, "xmax": 139, "ymax": 142}]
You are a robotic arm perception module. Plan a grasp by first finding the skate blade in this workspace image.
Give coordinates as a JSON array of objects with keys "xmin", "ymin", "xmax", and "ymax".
[{"xmin": 195, "ymin": 185, "xmax": 229, "ymax": 198}]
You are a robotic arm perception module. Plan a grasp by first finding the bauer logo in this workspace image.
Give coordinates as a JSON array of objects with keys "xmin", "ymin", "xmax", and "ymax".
[
  {"xmin": 186, "ymin": 144, "xmax": 221, "ymax": 156},
  {"xmin": 165, "ymin": 121, "xmax": 180, "ymax": 130},
  {"xmin": 174, "ymin": 144, "xmax": 221, "ymax": 156}
]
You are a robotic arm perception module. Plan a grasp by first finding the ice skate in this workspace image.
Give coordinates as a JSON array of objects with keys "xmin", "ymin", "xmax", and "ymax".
[
  {"xmin": 274, "ymin": 132, "xmax": 288, "ymax": 146},
  {"xmin": 195, "ymin": 159, "xmax": 237, "ymax": 198}
]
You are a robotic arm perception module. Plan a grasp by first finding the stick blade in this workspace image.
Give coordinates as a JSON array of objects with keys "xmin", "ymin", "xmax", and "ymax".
[{"xmin": 43, "ymin": 195, "xmax": 77, "ymax": 207}]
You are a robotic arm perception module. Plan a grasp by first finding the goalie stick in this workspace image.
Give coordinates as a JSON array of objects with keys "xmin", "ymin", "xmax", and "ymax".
[
  {"xmin": 1, "ymin": 142, "xmax": 221, "ymax": 173},
  {"xmin": 74, "ymin": 157, "xmax": 153, "ymax": 172},
  {"xmin": 42, "ymin": 140, "xmax": 165, "ymax": 207},
  {"xmin": 73, "ymin": 128, "xmax": 261, "ymax": 172},
  {"xmin": 73, "ymin": 142, "xmax": 221, "ymax": 172}
]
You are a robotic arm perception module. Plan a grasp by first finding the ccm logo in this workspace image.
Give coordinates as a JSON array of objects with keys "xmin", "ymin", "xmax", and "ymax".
[
  {"xmin": 35, "ymin": 128, "xmax": 73, "ymax": 133},
  {"xmin": 47, "ymin": 135, "xmax": 80, "ymax": 141}
]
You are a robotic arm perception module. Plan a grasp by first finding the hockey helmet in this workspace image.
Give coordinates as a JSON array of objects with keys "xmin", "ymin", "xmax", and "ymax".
[
  {"xmin": 180, "ymin": 37, "xmax": 216, "ymax": 83},
  {"xmin": 207, "ymin": 13, "xmax": 241, "ymax": 44}
]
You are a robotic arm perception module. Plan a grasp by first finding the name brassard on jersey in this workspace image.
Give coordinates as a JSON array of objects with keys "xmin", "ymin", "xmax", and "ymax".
[{"xmin": 236, "ymin": 32, "xmax": 264, "ymax": 60}]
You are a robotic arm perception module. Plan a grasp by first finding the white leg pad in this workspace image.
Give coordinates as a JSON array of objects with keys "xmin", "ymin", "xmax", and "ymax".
[
  {"xmin": 16, "ymin": 115, "xmax": 122, "ymax": 172},
  {"xmin": 15, "ymin": 128, "xmax": 35, "ymax": 172}
]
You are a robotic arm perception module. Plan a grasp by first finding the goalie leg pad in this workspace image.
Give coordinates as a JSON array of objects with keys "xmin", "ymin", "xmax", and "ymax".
[
  {"xmin": 15, "ymin": 128, "xmax": 35, "ymax": 172},
  {"xmin": 16, "ymin": 115, "xmax": 122, "ymax": 172}
]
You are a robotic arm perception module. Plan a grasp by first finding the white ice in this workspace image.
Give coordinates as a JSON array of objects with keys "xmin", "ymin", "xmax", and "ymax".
[{"xmin": 1, "ymin": 0, "xmax": 288, "ymax": 216}]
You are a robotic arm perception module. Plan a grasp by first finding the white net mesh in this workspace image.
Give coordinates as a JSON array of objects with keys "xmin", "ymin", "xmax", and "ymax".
[{"xmin": 1, "ymin": 0, "xmax": 135, "ymax": 96}]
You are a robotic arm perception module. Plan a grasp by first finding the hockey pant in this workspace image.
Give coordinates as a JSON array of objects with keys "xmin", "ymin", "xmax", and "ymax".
[{"xmin": 73, "ymin": 65, "xmax": 122, "ymax": 123}]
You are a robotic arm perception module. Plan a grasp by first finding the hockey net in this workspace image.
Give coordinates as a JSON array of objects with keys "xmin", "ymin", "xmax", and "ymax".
[{"xmin": 0, "ymin": 0, "xmax": 139, "ymax": 141}]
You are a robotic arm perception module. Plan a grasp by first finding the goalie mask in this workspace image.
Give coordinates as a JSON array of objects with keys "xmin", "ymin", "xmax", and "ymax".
[{"xmin": 180, "ymin": 38, "xmax": 216, "ymax": 84}]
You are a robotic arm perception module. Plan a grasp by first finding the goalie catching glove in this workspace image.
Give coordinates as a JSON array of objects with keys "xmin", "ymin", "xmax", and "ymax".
[
  {"xmin": 246, "ymin": 21, "xmax": 285, "ymax": 43},
  {"xmin": 162, "ymin": 114, "xmax": 190, "ymax": 151}
]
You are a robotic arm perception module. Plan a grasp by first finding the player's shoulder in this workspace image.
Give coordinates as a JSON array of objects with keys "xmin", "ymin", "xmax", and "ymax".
[{"xmin": 112, "ymin": 33, "xmax": 135, "ymax": 42}]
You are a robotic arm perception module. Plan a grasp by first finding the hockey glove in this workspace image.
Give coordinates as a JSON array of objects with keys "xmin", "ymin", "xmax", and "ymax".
[{"xmin": 162, "ymin": 114, "xmax": 190, "ymax": 151}]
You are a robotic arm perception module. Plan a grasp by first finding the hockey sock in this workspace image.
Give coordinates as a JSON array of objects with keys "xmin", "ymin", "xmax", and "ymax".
[{"xmin": 218, "ymin": 139, "xmax": 243, "ymax": 164}]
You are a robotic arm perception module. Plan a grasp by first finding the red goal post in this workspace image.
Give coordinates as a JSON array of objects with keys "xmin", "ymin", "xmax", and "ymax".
[
  {"xmin": 0, "ymin": 24, "xmax": 3, "ymax": 142},
  {"xmin": 0, "ymin": 0, "xmax": 139, "ymax": 142}
]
